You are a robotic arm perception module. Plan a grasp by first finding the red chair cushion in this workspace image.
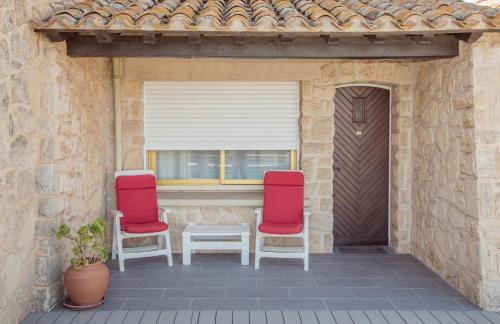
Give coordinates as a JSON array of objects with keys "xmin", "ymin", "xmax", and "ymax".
[
  {"xmin": 122, "ymin": 221, "xmax": 168, "ymax": 234},
  {"xmin": 259, "ymin": 222, "xmax": 304, "ymax": 235},
  {"xmin": 263, "ymin": 171, "xmax": 304, "ymax": 225},
  {"xmin": 115, "ymin": 174, "xmax": 159, "ymax": 226}
]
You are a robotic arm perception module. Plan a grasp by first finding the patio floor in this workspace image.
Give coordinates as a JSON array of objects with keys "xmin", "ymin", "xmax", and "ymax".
[{"xmin": 22, "ymin": 252, "xmax": 500, "ymax": 323}]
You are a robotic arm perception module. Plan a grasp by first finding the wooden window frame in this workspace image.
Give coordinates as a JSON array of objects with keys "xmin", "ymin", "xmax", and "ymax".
[{"xmin": 147, "ymin": 150, "xmax": 297, "ymax": 186}]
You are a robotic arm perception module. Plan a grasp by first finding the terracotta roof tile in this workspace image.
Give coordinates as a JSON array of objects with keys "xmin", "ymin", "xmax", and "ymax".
[{"xmin": 33, "ymin": 0, "xmax": 500, "ymax": 35}]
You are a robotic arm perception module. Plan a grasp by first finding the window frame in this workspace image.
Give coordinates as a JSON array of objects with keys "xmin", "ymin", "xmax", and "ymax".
[{"xmin": 147, "ymin": 150, "xmax": 297, "ymax": 185}]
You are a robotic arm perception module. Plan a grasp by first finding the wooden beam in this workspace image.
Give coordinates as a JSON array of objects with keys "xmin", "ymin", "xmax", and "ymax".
[
  {"xmin": 188, "ymin": 35, "xmax": 202, "ymax": 45},
  {"xmin": 408, "ymin": 34, "xmax": 434, "ymax": 45},
  {"xmin": 454, "ymin": 32, "xmax": 482, "ymax": 43},
  {"xmin": 46, "ymin": 32, "xmax": 71, "ymax": 42},
  {"xmin": 143, "ymin": 33, "xmax": 158, "ymax": 45},
  {"xmin": 321, "ymin": 35, "xmax": 339, "ymax": 45},
  {"xmin": 95, "ymin": 32, "xmax": 114, "ymax": 44},
  {"xmin": 365, "ymin": 35, "xmax": 386, "ymax": 45},
  {"xmin": 279, "ymin": 35, "xmax": 294, "ymax": 45},
  {"xmin": 66, "ymin": 35, "xmax": 459, "ymax": 59},
  {"xmin": 234, "ymin": 36, "xmax": 247, "ymax": 45}
]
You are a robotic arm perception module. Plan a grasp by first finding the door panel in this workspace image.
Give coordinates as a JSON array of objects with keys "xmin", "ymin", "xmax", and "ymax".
[{"xmin": 332, "ymin": 86, "xmax": 390, "ymax": 246}]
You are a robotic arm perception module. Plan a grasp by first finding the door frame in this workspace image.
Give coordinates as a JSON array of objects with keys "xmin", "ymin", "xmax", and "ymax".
[{"xmin": 333, "ymin": 83, "xmax": 393, "ymax": 246}]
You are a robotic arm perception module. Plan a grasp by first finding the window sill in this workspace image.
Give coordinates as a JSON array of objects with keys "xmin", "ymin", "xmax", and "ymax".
[
  {"xmin": 157, "ymin": 190, "xmax": 264, "ymax": 207},
  {"xmin": 157, "ymin": 185, "xmax": 263, "ymax": 192}
]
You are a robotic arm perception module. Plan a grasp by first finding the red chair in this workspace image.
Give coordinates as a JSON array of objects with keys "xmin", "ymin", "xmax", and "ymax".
[
  {"xmin": 255, "ymin": 170, "xmax": 309, "ymax": 271},
  {"xmin": 111, "ymin": 170, "xmax": 173, "ymax": 271}
]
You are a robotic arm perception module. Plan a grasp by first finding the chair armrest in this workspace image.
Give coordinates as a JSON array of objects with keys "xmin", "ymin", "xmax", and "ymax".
[
  {"xmin": 254, "ymin": 208, "xmax": 263, "ymax": 226},
  {"xmin": 159, "ymin": 207, "xmax": 171, "ymax": 223},
  {"xmin": 111, "ymin": 210, "xmax": 123, "ymax": 219}
]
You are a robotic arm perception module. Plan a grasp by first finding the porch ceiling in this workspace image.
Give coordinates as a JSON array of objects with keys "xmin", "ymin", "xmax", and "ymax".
[{"xmin": 34, "ymin": 0, "xmax": 500, "ymax": 38}]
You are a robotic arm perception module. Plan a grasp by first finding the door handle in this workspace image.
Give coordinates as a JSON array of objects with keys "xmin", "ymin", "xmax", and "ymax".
[{"xmin": 333, "ymin": 166, "xmax": 341, "ymax": 171}]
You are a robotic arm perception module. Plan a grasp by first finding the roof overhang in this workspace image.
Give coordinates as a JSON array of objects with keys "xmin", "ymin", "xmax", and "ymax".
[{"xmin": 33, "ymin": 0, "xmax": 500, "ymax": 59}]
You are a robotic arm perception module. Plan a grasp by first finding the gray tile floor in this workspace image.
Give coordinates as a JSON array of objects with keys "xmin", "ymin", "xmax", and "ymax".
[{"xmin": 52, "ymin": 252, "xmax": 479, "ymax": 312}]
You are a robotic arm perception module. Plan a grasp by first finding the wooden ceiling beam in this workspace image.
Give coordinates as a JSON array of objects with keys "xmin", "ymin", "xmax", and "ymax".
[
  {"xmin": 279, "ymin": 35, "xmax": 294, "ymax": 45},
  {"xmin": 67, "ymin": 35, "xmax": 459, "ymax": 59},
  {"xmin": 408, "ymin": 34, "xmax": 434, "ymax": 45},
  {"xmin": 95, "ymin": 32, "xmax": 114, "ymax": 44},
  {"xmin": 454, "ymin": 32, "xmax": 482, "ymax": 43},
  {"xmin": 322, "ymin": 35, "xmax": 339, "ymax": 45},
  {"xmin": 188, "ymin": 35, "xmax": 202, "ymax": 45},
  {"xmin": 365, "ymin": 35, "xmax": 386, "ymax": 45},
  {"xmin": 143, "ymin": 33, "xmax": 158, "ymax": 45},
  {"xmin": 234, "ymin": 36, "xmax": 247, "ymax": 45}
]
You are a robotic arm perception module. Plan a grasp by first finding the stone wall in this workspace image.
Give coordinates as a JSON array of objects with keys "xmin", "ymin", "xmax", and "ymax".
[
  {"xmin": 472, "ymin": 33, "xmax": 500, "ymax": 310},
  {"xmin": 119, "ymin": 58, "xmax": 413, "ymax": 254},
  {"xmin": 0, "ymin": 1, "xmax": 114, "ymax": 322},
  {"xmin": 411, "ymin": 42, "xmax": 482, "ymax": 304},
  {"xmin": 411, "ymin": 33, "xmax": 500, "ymax": 310}
]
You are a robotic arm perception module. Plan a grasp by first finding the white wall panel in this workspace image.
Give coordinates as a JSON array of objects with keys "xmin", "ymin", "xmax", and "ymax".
[{"xmin": 144, "ymin": 82, "xmax": 299, "ymax": 150}]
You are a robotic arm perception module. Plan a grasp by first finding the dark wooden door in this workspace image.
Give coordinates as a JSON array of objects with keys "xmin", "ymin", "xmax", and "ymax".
[{"xmin": 332, "ymin": 86, "xmax": 389, "ymax": 246}]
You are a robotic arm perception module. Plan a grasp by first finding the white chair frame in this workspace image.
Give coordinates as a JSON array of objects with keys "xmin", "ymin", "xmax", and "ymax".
[
  {"xmin": 254, "ymin": 170, "xmax": 309, "ymax": 271},
  {"xmin": 111, "ymin": 170, "xmax": 173, "ymax": 272},
  {"xmin": 254, "ymin": 208, "xmax": 309, "ymax": 271}
]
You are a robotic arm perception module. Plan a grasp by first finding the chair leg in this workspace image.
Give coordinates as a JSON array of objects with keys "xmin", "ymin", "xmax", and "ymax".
[
  {"xmin": 303, "ymin": 233, "xmax": 309, "ymax": 272},
  {"xmin": 255, "ymin": 231, "xmax": 261, "ymax": 269},
  {"xmin": 165, "ymin": 231, "xmax": 173, "ymax": 267},
  {"xmin": 117, "ymin": 231, "xmax": 125, "ymax": 272},
  {"xmin": 111, "ymin": 225, "xmax": 117, "ymax": 260}
]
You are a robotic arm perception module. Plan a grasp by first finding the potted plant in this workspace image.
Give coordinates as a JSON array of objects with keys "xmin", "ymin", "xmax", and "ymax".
[{"xmin": 56, "ymin": 218, "xmax": 109, "ymax": 308}]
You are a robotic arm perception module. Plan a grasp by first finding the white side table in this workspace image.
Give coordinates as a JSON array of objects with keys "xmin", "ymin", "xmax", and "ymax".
[{"xmin": 182, "ymin": 223, "xmax": 250, "ymax": 265}]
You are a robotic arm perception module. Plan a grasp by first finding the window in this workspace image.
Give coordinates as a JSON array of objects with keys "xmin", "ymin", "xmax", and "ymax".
[
  {"xmin": 144, "ymin": 82, "xmax": 299, "ymax": 185},
  {"xmin": 148, "ymin": 150, "xmax": 297, "ymax": 185}
]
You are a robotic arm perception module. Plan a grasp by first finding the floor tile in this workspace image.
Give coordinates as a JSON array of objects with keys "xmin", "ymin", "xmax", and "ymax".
[
  {"xmin": 351, "ymin": 287, "xmax": 417, "ymax": 298},
  {"xmin": 391, "ymin": 297, "xmax": 466, "ymax": 310},
  {"xmin": 112, "ymin": 270, "xmax": 172, "ymax": 280},
  {"xmin": 374, "ymin": 278, "xmax": 438, "ymax": 288},
  {"xmin": 325, "ymin": 298, "xmax": 396, "ymax": 310},
  {"xmin": 338, "ymin": 269, "xmax": 398, "ymax": 279},
  {"xmin": 121, "ymin": 298, "xmax": 191, "ymax": 311},
  {"xmin": 412, "ymin": 287, "xmax": 465, "ymax": 298},
  {"xmin": 191, "ymin": 299, "xmax": 258, "ymax": 310},
  {"xmin": 48, "ymin": 254, "xmax": 481, "ymax": 312},
  {"xmin": 290, "ymin": 288, "xmax": 353, "ymax": 298},
  {"xmin": 226, "ymin": 288, "xmax": 289, "ymax": 298},
  {"xmin": 136, "ymin": 279, "xmax": 198, "ymax": 288},
  {"xmin": 197, "ymin": 278, "xmax": 256, "ymax": 288},
  {"xmin": 283, "ymin": 270, "xmax": 342, "ymax": 278},
  {"xmin": 228, "ymin": 270, "xmax": 283, "ymax": 278},
  {"xmin": 162, "ymin": 288, "xmax": 226, "ymax": 298},
  {"xmin": 108, "ymin": 279, "xmax": 140, "ymax": 288},
  {"xmin": 257, "ymin": 278, "xmax": 316, "ymax": 288},
  {"xmin": 171, "ymin": 270, "xmax": 227, "ymax": 279},
  {"xmin": 393, "ymin": 268, "xmax": 440, "ymax": 278},
  {"xmin": 315, "ymin": 279, "xmax": 377, "ymax": 288},
  {"xmin": 95, "ymin": 299, "xmax": 126, "ymax": 311},
  {"xmin": 258, "ymin": 299, "xmax": 327, "ymax": 310},
  {"xmin": 106, "ymin": 288, "xmax": 164, "ymax": 298}
]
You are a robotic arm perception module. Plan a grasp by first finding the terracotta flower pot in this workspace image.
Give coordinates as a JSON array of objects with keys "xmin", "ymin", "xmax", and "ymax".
[{"xmin": 64, "ymin": 262, "xmax": 109, "ymax": 306}]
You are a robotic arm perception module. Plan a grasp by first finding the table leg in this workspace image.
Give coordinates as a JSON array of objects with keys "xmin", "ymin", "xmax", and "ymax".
[
  {"xmin": 182, "ymin": 232, "xmax": 191, "ymax": 265},
  {"xmin": 241, "ymin": 233, "xmax": 250, "ymax": 266}
]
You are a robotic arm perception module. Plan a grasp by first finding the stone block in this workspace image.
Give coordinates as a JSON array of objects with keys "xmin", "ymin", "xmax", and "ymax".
[
  {"xmin": 9, "ymin": 135, "xmax": 28, "ymax": 167},
  {"xmin": 35, "ymin": 252, "xmax": 63, "ymax": 286},
  {"xmin": 39, "ymin": 197, "xmax": 64, "ymax": 218},
  {"xmin": 0, "ymin": 82, "xmax": 8, "ymax": 115},
  {"xmin": 35, "ymin": 164, "xmax": 59, "ymax": 193},
  {"xmin": 476, "ymin": 148, "xmax": 497, "ymax": 178}
]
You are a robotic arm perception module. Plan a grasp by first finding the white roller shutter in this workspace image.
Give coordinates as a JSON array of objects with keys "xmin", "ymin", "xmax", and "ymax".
[{"xmin": 143, "ymin": 82, "xmax": 299, "ymax": 150}]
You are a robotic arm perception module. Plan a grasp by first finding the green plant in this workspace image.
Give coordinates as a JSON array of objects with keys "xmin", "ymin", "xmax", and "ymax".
[{"xmin": 56, "ymin": 218, "xmax": 108, "ymax": 269}]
